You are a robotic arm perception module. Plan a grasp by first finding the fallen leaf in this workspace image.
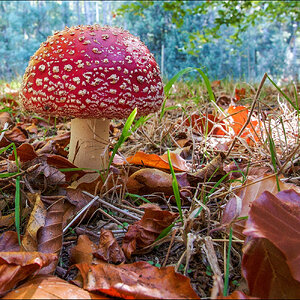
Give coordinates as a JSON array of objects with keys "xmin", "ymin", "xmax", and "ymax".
[
  {"xmin": 70, "ymin": 235, "xmax": 98, "ymax": 265},
  {"xmin": 93, "ymin": 229, "xmax": 125, "ymax": 264},
  {"xmin": 243, "ymin": 189, "xmax": 300, "ymax": 282},
  {"xmin": 76, "ymin": 261, "xmax": 200, "ymax": 299},
  {"xmin": 8, "ymin": 143, "xmax": 38, "ymax": 163},
  {"xmin": 234, "ymin": 88, "xmax": 246, "ymax": 101},
  {"xmin": 2, "ymin": 275, "xmax": 107, "ymax": 299},
  {"xmin": 242, "ymin": 238, "xmax": 300, "ymax": 298},
  {"xmin": 5, "ymin": 126, "xmax": 28, "ymax": 144},
  {"xmin": 21, "ymin": 193, "xmax": 46, "ymax": 252},
  {"xmin": 184, "ymin": 114, "xmax": 226, "ymax": 136},
  {"xmin": 127, "ymin": 168, "xmax": 174, "ymax": 196},
  {"xmin": 217, "ymin": 95, "xmax": 233, "ymax": 110},
  {"xmin": 227, "ymin": 105, "xmax": 259, "ymax": 144},
  {"xmin": 0, "ymin": 213, "xmax": 15, "ymax": 228},
  {"xmin": 65, "ymin": 188, "xmax": 100, "ymax": 225},
  {"xmin": 0, "ymin": 112, "xmax": 12, "ymax": 127},
  {"xmin": 122, "ymin": 204, "xmax": 178, "ymax": 258},
  {"xmin": 221, "ymin": 175, "xmax": 299, "ymax": 239},
  {"xmin": 0, "ymin": 231, "xmax": 20, "ymax": 252},
  {"xmin": 37, "ymin": 197, "xmax": 64, "ymax": 274},
  {"xmin": 47, "ymin": 154, "xmax": 86, "ymax": 182},
  {"xmin": 0, "ymin": 252, "xmax": 57, "ymax": 297},
  {"xmin": 25, "ymin": 123, "xmax": 38, "ymax": 134},
  {"xmin": 113, "ymin": 151, "xmax": 189, "ymax": 172}
]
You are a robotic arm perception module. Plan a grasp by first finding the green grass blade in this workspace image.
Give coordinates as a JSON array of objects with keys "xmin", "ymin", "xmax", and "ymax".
[
  {"xmin": 223, "ymin": 227, "xmax": 233, "ymax": 296},
  {"xmin": 107, "ymin": 107, "xmax": 138, "ymax": 172},
  {"xmin": 167, "ymin": 149, "xmax": 183, "ymax": 221},
  {"xmin": 15, "ymin": 175, "xmax": 21, "ymax": 244}
]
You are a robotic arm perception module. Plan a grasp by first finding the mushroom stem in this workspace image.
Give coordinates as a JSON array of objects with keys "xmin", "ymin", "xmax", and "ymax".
[{"xmin": 68, "ymin": 118, "xmax": 110, "ymax": 181}]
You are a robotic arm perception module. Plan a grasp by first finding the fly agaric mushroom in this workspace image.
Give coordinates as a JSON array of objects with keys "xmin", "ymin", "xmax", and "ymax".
[{"xmin": 20, "ymin": 25, "xmax": 164, "ymax": 181}]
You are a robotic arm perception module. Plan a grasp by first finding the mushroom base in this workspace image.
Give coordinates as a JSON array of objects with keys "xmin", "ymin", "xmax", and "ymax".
[{"xmin": 68, "ymin": 118, "xmax": 110, "ymax": 182}]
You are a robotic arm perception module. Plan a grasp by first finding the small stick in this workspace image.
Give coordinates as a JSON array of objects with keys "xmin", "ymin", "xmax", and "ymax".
[
  {"xmin": 82, "ymin": 190, "xmax": 141, "ymax": 220},
  {"xmin": 63, "ymin": 195, "xmax": 99, "ymax": 233},
  {"xmin": 162, "ymin": 228, "xmax": 178, "ymax": 268},
  {"xmin": 226, "ymin": 73, "xmax": 268, "ymax": 158}
]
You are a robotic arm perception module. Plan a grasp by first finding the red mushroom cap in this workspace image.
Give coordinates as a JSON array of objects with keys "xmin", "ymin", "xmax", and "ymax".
[{"xmin": 20, "ymin": 25, "xmax": 164, "ymax": 119}]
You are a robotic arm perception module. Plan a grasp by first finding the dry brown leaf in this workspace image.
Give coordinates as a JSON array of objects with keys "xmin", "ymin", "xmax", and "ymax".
[
  {"xmin": 2, "ymin": 275, "xmax": 107, "ymax": 299},
  {"xmin": 25, "ymin": 123, "xmax": 38, "ymax": 134},
  {"xmin": 0, "ymin": 212, "xmax": 15, "ymax": 228},
  {"xmin": 76, "ymin": 261, "xmax": 200, "ymax": 299},
  {"xmin": 113, "ymin": 151, "xmax": 189, "ymax": 172},
  {"xmin": 65, "ymin": 188, "xmax": 100, "ymax": 225},
  {"xmin": 242, "ymin": 238, "xmax": 300, "ymax": 299},
  {"xmin": 70, "ymin": 235, "xmax": 98, "ymax": 265},
  {"xmin": 0, "ymin": 231, "xmax": 20, "ymax": 252},
  {"xmin": 37, "ymin": 198, "xmax": 64, "ymax": 274},
  {"xmin": 0, "ymin": 112, "xmax": 12, "ymax": 127},
  {"xmin": 47, "ymin": 154, "xmax": 86, "ymax": 182},
  {"xmin": 127, "ymin": 168, "xmax": 173, "ymax": 196},
  {"xmin": 93, "ymin": 229, "xmax": 125, "ymax": 264},
  {"xmin": 21, "ymin": 193, "xmax": 46, "ymax": 252},
  {"xmin": 122, "ymin": 204, "xmax": 178, "ymax": 258},
  {"xmin": 8, "ymin": 143, "xmax": 38, "ymax": 162},
  {"xmin": 221, "ymin": 175, "xmax": 300, "ymax": 239},
  {"xmin": 243, "ymin": 189, "xmax": 300, "ymax": 283},
  {"xmin": 127, "ymin": 168, "xmax": 191, "ymax": 199},
  {"xmin": 5, "ymin": 126, "xmax": 28, "ymax": 144},
  {"xmin": 0, "ymin": 252, "xmax": 57, "ymax": 297}
]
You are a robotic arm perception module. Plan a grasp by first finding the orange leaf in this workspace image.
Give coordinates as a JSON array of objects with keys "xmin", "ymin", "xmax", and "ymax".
[
  {"xmin": 0, "ymin": 252, "xmax": 57, "ymax": 297},
  {"xmin": 184, "ymin": 114, "xmax": 226, "ymax": 136},
  {"xmin": 227, "ymin": 105, "xmax": 259, "ymax": 144},
  {"xmin": 122, "ymin": 204, "xmax": 178, "ymax": 258},
  {"xmin": 76, "ymin": 261, "xmax": 200, "ymax": 299},
  {"xmin": 234, "ymin": 88, "xmax": 246, "ymax": 101},
  {"xmin": 2, "ymin": 275, "xmax": 107, "ymax": 299},
  {"xmin": 113, "ymin": 151, "xmax": 189, "ymax": 172}
]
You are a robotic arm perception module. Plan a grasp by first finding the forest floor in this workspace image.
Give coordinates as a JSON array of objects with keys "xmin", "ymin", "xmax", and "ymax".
[{"xmin": 0, "ymin": 76, "xmax": 299, "ymax": 299}]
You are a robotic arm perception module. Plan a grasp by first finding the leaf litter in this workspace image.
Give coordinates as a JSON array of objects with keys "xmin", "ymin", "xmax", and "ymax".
[{"xmin": 0, "ymin": 78, "xmax": 299, "ymax": 298}]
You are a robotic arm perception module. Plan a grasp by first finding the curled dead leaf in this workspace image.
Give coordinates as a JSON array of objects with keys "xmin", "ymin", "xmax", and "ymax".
[
  {"xmin": 0, "ymin": 252, "xmax": 57, "ymax": 297},
  {"xmin": 76, "ymin": 261, "xmax": 200, "ymax": 299},
  {"xmin": 122, "ymin": 204, "xmax": 178, "ymax": 258}
]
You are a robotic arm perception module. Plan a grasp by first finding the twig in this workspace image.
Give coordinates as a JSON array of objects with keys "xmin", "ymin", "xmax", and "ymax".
[
  {"xmin": 226, "ymin": 73, "xmax": 268, "ymax": 158},
  {"xmin": 63, "ymin": 195, "xmax": 99, "ymax": 233},
  {"xmin": 82, "ymin": 190, "xmax": 141, "ymax": 220}
]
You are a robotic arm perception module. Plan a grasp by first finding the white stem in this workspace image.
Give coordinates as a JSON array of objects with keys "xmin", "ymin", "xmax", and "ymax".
[{"xmin": 68, "ymin": 118, "xmax": 110, "ymax": 181}]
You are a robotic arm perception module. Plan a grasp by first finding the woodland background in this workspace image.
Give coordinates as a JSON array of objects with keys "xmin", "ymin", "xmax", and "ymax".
[{"xmin": 0, "ymin": 0, "xmax": 299, "ymax": 83}]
